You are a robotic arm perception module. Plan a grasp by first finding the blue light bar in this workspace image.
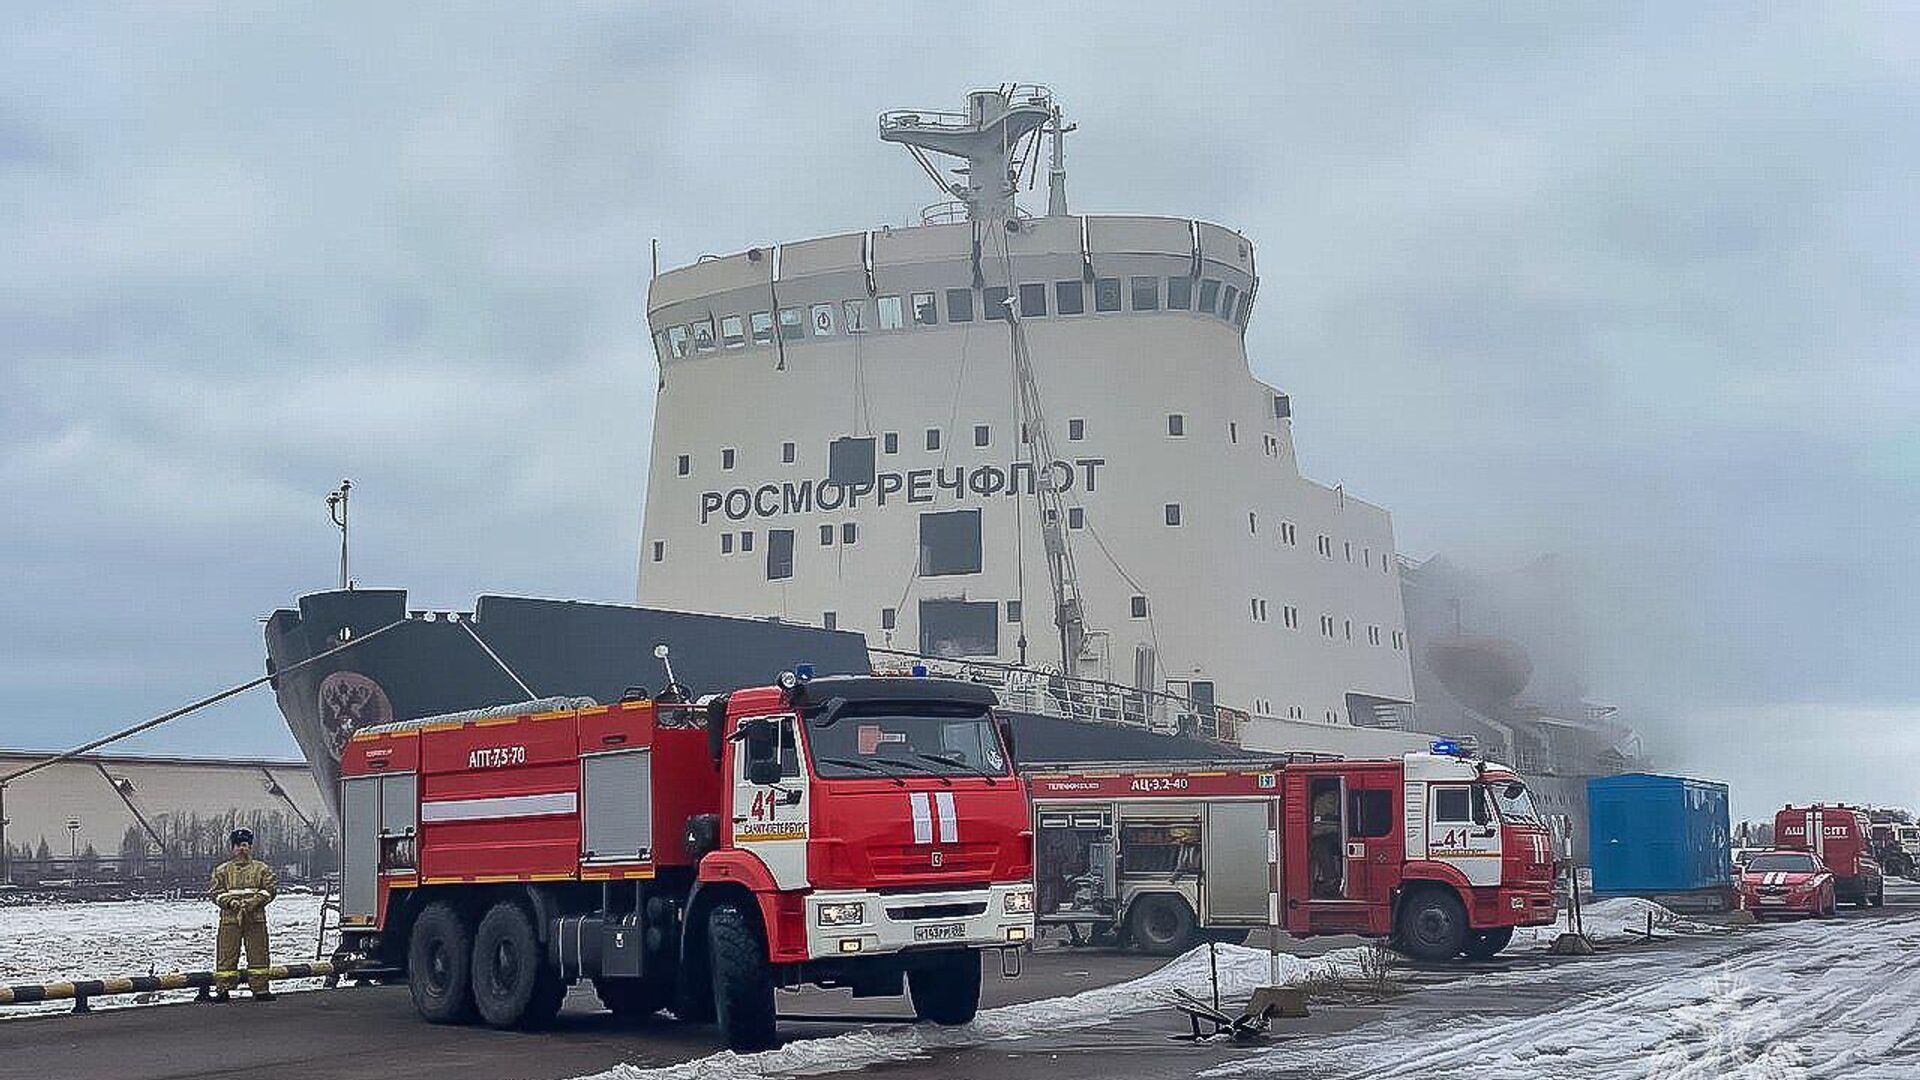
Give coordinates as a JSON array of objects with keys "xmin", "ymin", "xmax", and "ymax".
[
  {"xmin": 795, "ymin": 662, "xmax": 815, "ymax": 682},
  {"xmin": 1430, "ymin": 739, "xmax": 1464, "ymax": 757},
  {"xmin": 910, "ymin": 663, "xmax": 929, "ymax": 678}
]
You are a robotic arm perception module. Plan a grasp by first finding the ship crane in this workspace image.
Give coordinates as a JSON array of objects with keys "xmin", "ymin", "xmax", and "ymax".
[{"xmin": 1007, "ymin": 305, "xmax": 1092, "ymax": 680}]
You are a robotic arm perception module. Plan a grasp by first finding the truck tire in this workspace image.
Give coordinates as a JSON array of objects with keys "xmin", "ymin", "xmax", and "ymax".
[
  {"xmin": 471, "ymin": 900, "xmax": 564, "ymax": 1028},
  {"xmin": 1460, "ymin": 926, "xmax": 1513, "ymax": 961},
  {"xmin": 595, "ymin": 977, "xmax": 670, "ymax": 1024},
  {"xmin": 408, "ymin": 901, "xmax": 476, "ymax": 1024},
  {"xmin": 1394, "ymin": 889, "xmax": 1469, "ymax": 963},
  {"xmin": 1127, "ymin": 893, "xmax": 1200, "ymax": 956},
  {"xmin": 708, "ymin": 902, "xmax": 777, "ymax": 1051},
  {"xmin": 907, "ymin": 950, "xmax": 982, "ymax": 1025}
]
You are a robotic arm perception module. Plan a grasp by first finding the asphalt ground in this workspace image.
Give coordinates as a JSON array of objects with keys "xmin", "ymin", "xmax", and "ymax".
[{"xmin": 4, "ymin": 890, "xmax": 1912, "ymax": 1080}]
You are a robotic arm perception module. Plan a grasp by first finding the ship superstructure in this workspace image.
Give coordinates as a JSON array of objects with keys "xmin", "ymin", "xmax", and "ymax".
[{"xmin": 637, "ymin": 86, "xmax": 1420, "ymax": 755}]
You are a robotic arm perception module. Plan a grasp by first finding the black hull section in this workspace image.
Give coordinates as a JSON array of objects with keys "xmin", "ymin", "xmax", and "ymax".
[{"xmin": 265, "ymin": 588, "xmax": 1243, "ymax": 818}]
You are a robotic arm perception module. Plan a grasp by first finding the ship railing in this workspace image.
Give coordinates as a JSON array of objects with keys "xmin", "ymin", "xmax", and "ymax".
[
  {"xmin": 921, "ymin": 201, "xmax": 971, "ymax": 225},
  {"xmin": 879, "ymin": 86, "xmax": 1056, "ymax": 136},
  {"xmin": 868, "ymin": 648, "xmax": 1243, "ymax": 746}
]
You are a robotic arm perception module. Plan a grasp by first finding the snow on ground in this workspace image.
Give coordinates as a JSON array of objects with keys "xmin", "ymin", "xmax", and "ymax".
[
  {"xmin": 0, "ymin": 893, "xmax": 330, "ymax": 1017},
  {"xmin": 1512, "ymin": 896, "xmax": 1721, "ymax": 949},
  {"xmin": 1209, "ymin": 907, "xmax": 1920, "ymax": 1080},
  {"xmin": 582, "ymin": 943, "xmax": 1379, "ymax": 1080}
]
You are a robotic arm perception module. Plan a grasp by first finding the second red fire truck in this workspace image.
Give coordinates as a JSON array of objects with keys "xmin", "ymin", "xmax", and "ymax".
[
  {"xmin": 1028, "ymin": 744, "xmax": 1559, "ymax": 961},
  {"xmin": 336, "ymin": 669, "xmax": 1034, "ymax": 1050}
]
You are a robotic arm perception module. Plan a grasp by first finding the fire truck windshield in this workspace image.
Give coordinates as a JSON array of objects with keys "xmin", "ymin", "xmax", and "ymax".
[
  {"xmin": 805, "ymin": 705, "xmax": 1010, "ymax": 779},
  {"xmin": 1487, "ymin": 781, "xmax": 1541, "ymax": 824}
]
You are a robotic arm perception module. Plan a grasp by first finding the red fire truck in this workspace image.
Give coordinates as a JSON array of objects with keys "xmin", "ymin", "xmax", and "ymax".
[
  {"xmin": 1027, "ymin": 745, "xmax": 1558, "ymax": 962},
  {"xmin": 336, "ymin": 671, "xmax": 1034, "ymax": 1050},
  {"xmin": 1775, "ymin": 804, "xmax": 1885, "ymax": 907}
]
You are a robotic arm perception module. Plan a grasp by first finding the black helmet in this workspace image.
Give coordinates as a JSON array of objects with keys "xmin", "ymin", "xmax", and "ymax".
[{"xmin": 229, "ymin": 828, "xmax": 255, "ymax": 847}]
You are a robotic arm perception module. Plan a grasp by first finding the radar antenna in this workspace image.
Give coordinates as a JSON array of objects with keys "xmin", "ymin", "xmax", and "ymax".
[{"xmin": 880, "ymin": 85, "xmax": 1067, "ymax": 222}]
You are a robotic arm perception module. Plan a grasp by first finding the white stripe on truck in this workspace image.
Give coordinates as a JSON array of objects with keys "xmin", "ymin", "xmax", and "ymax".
[{"xmin": 420, "ymin": 791, "xmax": 577, "ymax": 822}]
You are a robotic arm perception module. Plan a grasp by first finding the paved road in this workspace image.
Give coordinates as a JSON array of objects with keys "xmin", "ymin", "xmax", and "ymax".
[{"xmin": 7, "ymin": 891, "xmax": 1915, "ymax": 1080}]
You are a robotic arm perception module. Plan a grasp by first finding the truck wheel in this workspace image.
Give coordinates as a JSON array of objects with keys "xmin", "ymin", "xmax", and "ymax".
[
  {"xmin": 1394, "ymin": 890, "xmax": 1469, "ymax": 963},
  {"xmin": 1127, "ymin": 894, "xmax": 1200, "ymax": 956},
  {"xmin": 595, "ymin": 977, "xmax": 670, "ymax": 1024},
  {"xmin": 708, "ymin": 902, "xmax": 777, "ymax": 1051},
  {"xmin": 908, "ymin": 950, "xmax": 982, "ymax": 1025},
  {"xmin": 1460, "ymin": 926, "xmax": 1513, "ymax": 960},
  {"xmin": 408, "ymin": 901, "xmax": 476, "ymax": 1024},
  {"xmin": 471, "ymin": 900, "xmax": 562, "ymax": 1028}
]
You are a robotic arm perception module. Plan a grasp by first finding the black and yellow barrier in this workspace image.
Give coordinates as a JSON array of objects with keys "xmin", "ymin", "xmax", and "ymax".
[{"xmin": 0, "ymin": 961, "xmax": 339, "ymax": 1012}]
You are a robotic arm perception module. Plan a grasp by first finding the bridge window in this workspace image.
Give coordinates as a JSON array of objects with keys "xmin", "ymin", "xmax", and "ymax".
[
  {"xmin": 877, "ymin": 295, "xmax": 904, "ymax": 330},
  {"xmin": 1093, "ymin": 277, "xmax": 1121, "ymax": 312},
  {"xmin": 1018, "ymin": 282, "xmax": 1048, "ymax": 317},
  {"xmin": 778, "ymin": 307, "xmax": 804, "ymax": 341},
  {"xmin": 843, "ymin": 299, "xmax": 869, "ymax": 333},
  {"xmin": 946, "ymin": 287, "xmax": 974, "ymax": 323},
  {"xmin": 1197, "ymin": 279, "xmax": 1221, "ymax": 314},
  {"xmin": 666, "ymin": 325, "xmax": 690, "ymax": 359},
  {"xmin": 912, "ymin": 291, "xmax": 938, "ymax": 326},
  {"xmin": 1131, "ymin": 595, "xmax": 1149, "ymax": 618},
  {"xmin": 983, "ymin": 285, "xmax": 1010, "ymax": 320},
  {"xmin": 750, "ymin": 311, "xmax": 774, "ymax": 345},
  {"xmin": 810, "ymin": 302, "xmax": 836, "ymax": 336},
  {"xmin": 1056, "ymin": 280, "xmax": 1085, "ymax": 315},
  {"xmin": 919, "ymin": 598, "xmax": 998, "ymax": 658},
  {"xmin": 1167, "ymin": 276, "xmax": 1193, "ymax": 310},
  {"xmin": 721, "ymin": 315, "xmax": 745, "ymax": 348},
  {"xmin": 1130, "ymin": 276, "xmax": 1160, "ymax": 311},
  {"xmin": 1219, "ymin": 285, "xmax": 1239, "ymax": 322},
  {"xmin": 766, "ymin": 529, "xmax": 794, "ymax": 580},
  {"xmin": 692, "ymin": 317, "xmax": 716, "ymax": 352},
  {"xmin": 919, "ymin": 509, "xmax": 982, "ymax": 576}
]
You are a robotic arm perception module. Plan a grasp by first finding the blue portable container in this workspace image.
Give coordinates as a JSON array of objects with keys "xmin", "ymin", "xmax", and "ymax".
[{"xmin": 1586, "ymin": 774, "xmax": 1732, "ymax": 900}]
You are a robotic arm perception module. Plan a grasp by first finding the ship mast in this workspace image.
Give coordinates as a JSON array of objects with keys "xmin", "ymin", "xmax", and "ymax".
[
  {"xmin": 879, "ymin": 85, "xmax": 1065, "ymax": 222},
  {"xmin": 881, "ymin": 85, "xmax": 1093, "ymax": 678}
]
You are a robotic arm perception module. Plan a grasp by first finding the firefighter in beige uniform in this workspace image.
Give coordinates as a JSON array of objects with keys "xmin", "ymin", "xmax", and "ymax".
[{"xmin": 209, "ymin": 828, "xmax": 278, "ymax": 1001}]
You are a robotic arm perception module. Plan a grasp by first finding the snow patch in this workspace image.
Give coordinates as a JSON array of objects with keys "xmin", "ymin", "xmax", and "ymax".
[
  {"xmin": 581, "ymin": 943, "xmax": 1378, "ymax": 1080},
  {"xmin": 0, "ymin": 894, "xmax": 329, "ymax": 1017},
  {"xmin": 1513, "ymin": 897, "xmax": 1719, "ymax": 948}
]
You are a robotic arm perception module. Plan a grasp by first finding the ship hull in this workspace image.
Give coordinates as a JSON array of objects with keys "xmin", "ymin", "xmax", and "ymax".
[{"xmin": 265, "ymin": 588, "xmax": 1247, "ymax": 817}]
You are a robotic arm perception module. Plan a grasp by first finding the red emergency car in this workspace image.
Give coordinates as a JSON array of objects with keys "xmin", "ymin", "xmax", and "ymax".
[
  {"xmin": 1736, "ymin": 849, "xmax": 1836, "ymax": 919},
  {"xmin": 1775, "ymin": 803, "xmax": 1886, "ymax": 907}
]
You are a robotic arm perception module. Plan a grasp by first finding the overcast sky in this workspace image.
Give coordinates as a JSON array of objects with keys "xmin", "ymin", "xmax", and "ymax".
[{"xmin": 3, "ymin": 3, "xmax": 1915, "ymax": 815}]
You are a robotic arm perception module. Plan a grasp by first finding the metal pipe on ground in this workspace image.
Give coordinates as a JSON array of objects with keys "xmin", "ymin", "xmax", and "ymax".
[{"xmin": 0, "ymin": 961, "xmax": 339, "ymax": 1013}]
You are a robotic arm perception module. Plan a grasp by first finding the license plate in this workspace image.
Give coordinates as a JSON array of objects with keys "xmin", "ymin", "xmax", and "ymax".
[
  {"xmin": 1758, "ymin": 898, "xmax": 1785, "ymax": 905},
  {"xmin": 913, "ymin": 923, "xmax": 967, "ymax": 943}
]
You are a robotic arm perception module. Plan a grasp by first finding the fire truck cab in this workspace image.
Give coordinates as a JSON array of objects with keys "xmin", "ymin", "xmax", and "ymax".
[
  {"xmin": 1028, "ymin": 746, "xmax": 1557, "ymax": 963},
  {"xmin": 337, "ymin": 671, "xmax": 1034, "ymax": 1050},
  {"xmin": 1776, "ymin": 804, "xmax": 1885, "ymax": 907}
]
